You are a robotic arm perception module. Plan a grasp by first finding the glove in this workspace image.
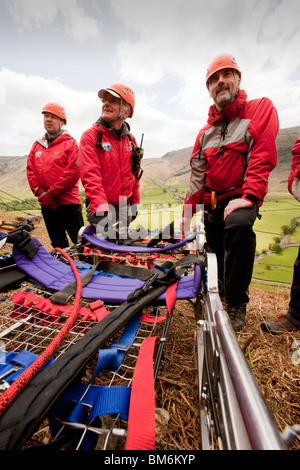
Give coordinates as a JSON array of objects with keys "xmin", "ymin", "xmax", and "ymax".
[
  {"xmin": 291, "ymin": 178, "xmax": 300, "ymax": 202},
  {"xmin": 86, "ymin": 205, "xmax": 115, "ymax": 238},
  {"xmin": 128, "ymin": 204, "xmax": 138, "ymax": 222},
  {"xmin": 38, "ymin": 191, "xmax": 55, "ymax": 207},
  {"xmin": 86, "ymin": 205, "xmax": 107, "ymax": 226}
]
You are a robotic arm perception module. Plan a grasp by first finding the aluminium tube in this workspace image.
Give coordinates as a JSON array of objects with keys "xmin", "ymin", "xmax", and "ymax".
[{"xmin": 214, "ymin": 309, "xmax": 287, "ymax": 450}]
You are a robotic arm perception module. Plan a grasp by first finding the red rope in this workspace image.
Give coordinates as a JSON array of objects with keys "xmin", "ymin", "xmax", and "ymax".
[{"xmin": 0, "ymin": 247, "xmax": 83, "ymax": 417}]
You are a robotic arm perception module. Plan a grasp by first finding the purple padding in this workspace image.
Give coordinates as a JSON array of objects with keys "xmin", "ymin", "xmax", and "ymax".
[
  {"xmin": 13, "ymin": 237, "xmax": 201, "ymax": 303},
  {"xmin": 81, "ymin": 224, "xmax": 197, "ymax": 253}
]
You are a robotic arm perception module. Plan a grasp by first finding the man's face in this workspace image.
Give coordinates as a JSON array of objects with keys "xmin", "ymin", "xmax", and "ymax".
[
  {"xmin": 101, "ymin": 92, "xmax": 131, "ymax": 128},
  {"xmin": 43, "ymin": 112, "xmax": 62, "ymax": 135},
  {"xmin": 101, "ymin": 92, "xmax": 122, "ymax": 123},
  {"xmin": 208, "ymin": 68, "xmax": 240, "ymax": 110}
]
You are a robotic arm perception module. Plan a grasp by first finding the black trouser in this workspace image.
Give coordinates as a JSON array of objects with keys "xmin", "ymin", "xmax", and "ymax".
[
  {"xmin": 41, "ymin": 204, "xmax": 84, "ymax": 249},
  {"xmin": 286, "ymin": 247, "xmax": 300, "ymax": 326},
  {"xmin": 204, "ymin": 199, "xmax": 258, "ymax": 307}
]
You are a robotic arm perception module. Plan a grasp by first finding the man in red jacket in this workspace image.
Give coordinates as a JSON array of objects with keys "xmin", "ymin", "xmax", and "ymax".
[
  {"xmin": 78, "ymin": 83, "xmax": 141, "ymax": 239},
  {"xmin": 27, "ymin": 103, "xmax": 84, "ymax": 248},
  {"xmin": 182, "ymin": 54, "xmax": 279, "ymax": 331},
  {"xmin": 261, "ymin": 138, "xmax": 300, "ymax": 333}
]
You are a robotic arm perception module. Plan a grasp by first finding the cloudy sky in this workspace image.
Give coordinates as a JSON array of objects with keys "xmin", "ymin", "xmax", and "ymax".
[{"xmin": 0, "ymin": 0, "xmax": 300, "ymax": 159}]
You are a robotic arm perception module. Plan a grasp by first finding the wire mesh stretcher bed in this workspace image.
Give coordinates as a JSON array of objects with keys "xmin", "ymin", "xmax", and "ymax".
[
  {"xmin": 0, "ymin": 224, "xmax": 297, "ymax": 450},
  {"xmin": 0, "ymin": 225, "xmax": 204, "ymax": 450}
]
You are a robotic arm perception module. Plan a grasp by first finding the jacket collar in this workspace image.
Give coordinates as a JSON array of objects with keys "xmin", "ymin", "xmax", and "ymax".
[
  {"xmin": 96, "ymin": 117, "xmax": 131, "ymax": 138},
  {"xmin": 207, "ymin": 89, "xmax": 247, "ymax": 124}
]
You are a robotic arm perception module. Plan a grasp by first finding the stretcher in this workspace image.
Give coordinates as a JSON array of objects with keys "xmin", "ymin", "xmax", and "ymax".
[{"xmin": 0, "ymin": 226, "xmax": 297, "ymax": 450}]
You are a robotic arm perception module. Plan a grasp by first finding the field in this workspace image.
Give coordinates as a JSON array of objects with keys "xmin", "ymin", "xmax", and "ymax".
[{"xmin": 134, "ymin": 194, "xmax": 299, "ymax": 286}]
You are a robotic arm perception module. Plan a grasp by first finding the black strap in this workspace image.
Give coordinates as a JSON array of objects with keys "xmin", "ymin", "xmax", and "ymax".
[
  {"xmin": 6, "ymin": 229, "xmax": 39, "ymax": 259},
  {"xmin": 49, "ymin": 261, "xmax": 101, "ymax": 305}
]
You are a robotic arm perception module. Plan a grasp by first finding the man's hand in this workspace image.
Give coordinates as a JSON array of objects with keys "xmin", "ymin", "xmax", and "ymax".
[
  {"xmin": 224, "ymin": 198, "xmax": 253, "ymax": 220},
  {"xmin": 291, "ymin": 178, "xmax": 300, "ymax": 202},
  {"xmin": 86, "ymin": 205, "xmax": 108, "ymax": 226},
  {"xmin": 38, "ymin": 191, "xmax": 54, "ymax": 207},
  {"xmin": 128, "ymin": 204, "xmax": 138, "ymax": 222}
]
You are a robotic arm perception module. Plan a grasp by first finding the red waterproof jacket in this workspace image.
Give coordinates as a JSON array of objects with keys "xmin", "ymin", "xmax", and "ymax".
[
  {"xmin": 184, "ymin": 90, "xmax": 279, "ymax": 216},
  {"xmin": 288, "ymin": 137, "xmax": 300, "ymax": 194},
  {"xmin": 27, "ymin": 131, "xmax": 81, "ymax": 205},
  {"xmin": 78, "ymin": 119, "xmax": 140, "ymax": 215}
]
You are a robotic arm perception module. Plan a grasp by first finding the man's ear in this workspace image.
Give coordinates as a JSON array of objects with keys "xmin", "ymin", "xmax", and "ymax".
[
  {"xmin": 122, "ymin": 104, "xmax": 131, "ymax": 119},
  {"xmin": 235, "ymin": 73, "xmax": 241, "ymax": 89}
]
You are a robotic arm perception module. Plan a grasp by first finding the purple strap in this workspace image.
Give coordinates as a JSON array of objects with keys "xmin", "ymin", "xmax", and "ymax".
[
  {"xmin": 81, "ymin": 224, "xmax": 197, "ymax": 253},
  {"xmin": 13, "ymin": 237, "xmax": 201, "ymax": 303}
]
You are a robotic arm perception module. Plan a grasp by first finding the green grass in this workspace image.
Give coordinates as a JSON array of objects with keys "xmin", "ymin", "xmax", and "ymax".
[
  {"xmin": 252, "ymin": 261, "xmax": 294, "ymax": 284},
  {"xmin": 138, "ymin": 194, "xmax": 299, "ymax": 285}
]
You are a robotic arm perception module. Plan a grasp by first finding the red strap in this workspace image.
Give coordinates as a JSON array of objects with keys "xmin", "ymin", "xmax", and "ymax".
[
  {"xmin": 166, "ymin": 280, "xmax": 178, "ymax": 315},
  {"xmin": 126, "ymin": 336, "xmax": 158, "ymax": 450},
  {"xmin": 140, "ymin": 281, "xmax": 178, "ymax": 324}
]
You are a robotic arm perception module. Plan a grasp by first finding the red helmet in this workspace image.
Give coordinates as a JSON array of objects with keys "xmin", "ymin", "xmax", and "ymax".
[
  {"xmin": 206, "ymin": 54, "xmax": 241, "ymax": 89},
  {"xmin": 42, "ymin": 102, "xmax": 67, "ymax": 124},
  {"xmin": 98, "ymin": 82, "xmax": 135, "ymax": 117}
]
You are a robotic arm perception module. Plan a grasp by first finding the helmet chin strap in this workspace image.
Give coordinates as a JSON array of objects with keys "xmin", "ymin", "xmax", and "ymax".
[
  {"xmin": 115, "ymin": 99, "xmax": 124, "ymax": 121},
  {"xmin": 109, "ymin": 99, "xmax": 125, "ymax": 124}
]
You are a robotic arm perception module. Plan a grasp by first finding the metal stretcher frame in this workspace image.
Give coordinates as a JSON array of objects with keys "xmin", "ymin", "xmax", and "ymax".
[{"xmin": 196, "ymin": 252, "xmax": 291, "ymax": 450}]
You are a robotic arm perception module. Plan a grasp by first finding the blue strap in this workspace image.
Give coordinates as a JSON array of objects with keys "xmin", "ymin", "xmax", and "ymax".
[
  {"xmin": 50, "ymin": 383, "xmax": 131, "ymax": 450},
  {"xmin": 49, "ymin": 310, "xmax": 143, "ymax": 449},
  {"xmin": 51, "ymin": 383, "xmax": 131, "ymax": 422},
  {"xmin": 0, "ymin": 350, "xmax": 54, "ymax": 384},
  {"xmin": 90, "ymin": 309, "xmax": 142, "ymax": 381},
  {"xmin": 0, "ymin": 350, "xmax": 38, "ymax": 383}
]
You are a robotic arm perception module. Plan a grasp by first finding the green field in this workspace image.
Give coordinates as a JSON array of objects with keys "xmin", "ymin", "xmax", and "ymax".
[{"xmin": 136, "ymin": 195, "xmax": 299, "ymax": 286}]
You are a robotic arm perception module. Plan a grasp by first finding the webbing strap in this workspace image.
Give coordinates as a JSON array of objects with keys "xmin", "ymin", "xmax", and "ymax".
[
  {"xmin": 51, "ymin": 383, "xmax": 131, "ymax": 423},
  {"xmin": 49, "ymin": 261, "xmax": 100, "ymax": 305},
  {"xmin": 49, "ymin": 313, "xmax": 142, "ymax": 449},
  {"xmin": 0, "ymin": 351, "xmax": 38, "ymax": 384},
  {"xmin": 126, "ymin": 336, "xmax": 158, "ymax": 450},
  {"xmin": 89, "ymin": 310, "xmax": 142, "ymax": 382},
  {"xmin": 51, "ymin": 336, "xmax": 158, "ymax": 450},
  {"xmin": 0, "ymin": 350, "xmax": 54, "ymax": 386}
]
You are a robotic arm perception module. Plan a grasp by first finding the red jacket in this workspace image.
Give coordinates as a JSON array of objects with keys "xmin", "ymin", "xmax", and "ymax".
[
  {"xmin": 184, "ymin": 90, "xmax": 279, "ymax": 215},
  {"xmin": 288, "ymin": 137, "xmax": 300, "ymax": 194},
  {"xmin": 27, "ymin": 131, "xmax": 81, "ymax": 205},
  {"xmin": 78, "ymin": 119, "xmax": 140, "ymax": 214}
]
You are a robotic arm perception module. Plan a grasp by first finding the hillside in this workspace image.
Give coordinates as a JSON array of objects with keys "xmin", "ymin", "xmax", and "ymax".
[{"xmin": 0, "ymin": 126, "xmax": 299, "ymax": 200}]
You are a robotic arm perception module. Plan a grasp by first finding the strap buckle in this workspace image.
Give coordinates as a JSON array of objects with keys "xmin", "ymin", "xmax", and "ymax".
[{"xmin": 127, "ymin": 272, "xmax": 159, "ymax": 302}]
